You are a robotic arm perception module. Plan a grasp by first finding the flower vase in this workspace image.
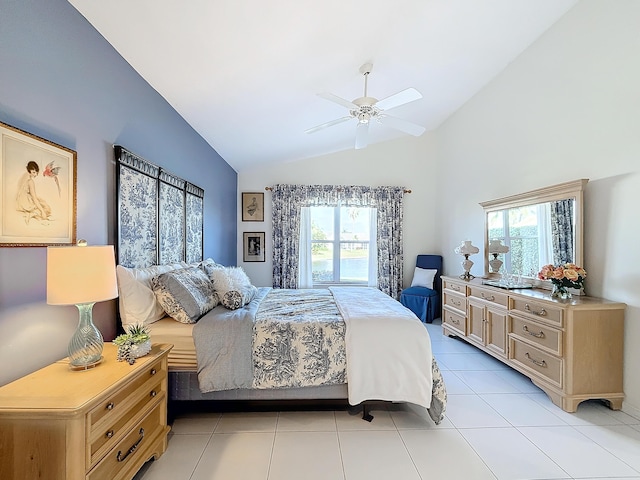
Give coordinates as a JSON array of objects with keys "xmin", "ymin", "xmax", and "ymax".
[{"xmin": 551, "ymin": 284, "xmax": 572, "ymax": 300}]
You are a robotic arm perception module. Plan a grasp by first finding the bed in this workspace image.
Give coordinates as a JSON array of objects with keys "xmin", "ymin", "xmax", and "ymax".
[{"xmin": 115, "ymin": 146, "xmax": 446, "ymax": 423}]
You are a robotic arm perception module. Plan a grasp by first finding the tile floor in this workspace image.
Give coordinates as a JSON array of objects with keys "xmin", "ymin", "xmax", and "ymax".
[{"xmin": 135, "ymin": 320, "xmax": 640, "ymax": 480}]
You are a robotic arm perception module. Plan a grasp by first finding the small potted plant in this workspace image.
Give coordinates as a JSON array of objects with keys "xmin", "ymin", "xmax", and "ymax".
[{"xmin": 113, "ymin": 323, "xmax": 151, "ymax": 365}]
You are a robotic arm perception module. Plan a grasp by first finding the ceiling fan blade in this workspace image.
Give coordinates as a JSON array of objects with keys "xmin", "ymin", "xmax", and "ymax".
[
  {"xmin": 355, "ymin": 122, "xmax": 369, "ymax": 149},
  {"xmin": 379, "ymin": 114, "xmax": 426, "ymax": 137},
  {"xmin": 375, "ymin": 87, "xmax": 422, "ymax": 111},
  {"xmin": 318, "ymin": 92, "xmax": 359, "ymax": 110},
  {"xmin": 305, "ymin": 116, "xmax": 352, "ymax": 134}
]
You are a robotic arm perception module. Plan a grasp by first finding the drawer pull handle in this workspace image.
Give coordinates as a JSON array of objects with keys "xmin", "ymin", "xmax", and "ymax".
[
  {"xmin": 150, "ymin": 368, "xmax": 157, "ymax": 376},
  {"xmin": 452, "ymin": 285, "xmax": 460, "ymax": 291},
  {"xmin": 105, "ymin": 430, "xmax": 114, "ymax": 439},
  {"xmin": 524, "ymin": 304, "xmax": 547, "ymax": 316},
  {"xmin": 150, "ymin": 390, "xmax": 157, "ymax": 398},
  {"xmin": 449, "ymin": 316, "xmax": 460, "ymax": 325},
  {"xmin": 525, "ymin": 352, "xmax": 547, "ymax": 368},
  {"xmin": 117, "ymin": 428, "xmax": 144, "ymax": 463},
  {"xmin": 523, "ymin": 326, "xmax": 545, "ymax": 338},
  {"xmin": 449, "ymin": 299, "xmax": 461, "ymax": 307},
  {"xmin": 481, "ymin": 293, "xmax": 495, "ymax": 301},
  {"xmin": 106, "ymin": 402, "xmax": 115, "ymax": 411}
]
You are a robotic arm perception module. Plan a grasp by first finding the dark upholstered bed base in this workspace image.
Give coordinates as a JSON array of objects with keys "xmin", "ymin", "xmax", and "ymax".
[{"xmin": 169, "ymin": 371, "xmax": 349, "ymax": 402}]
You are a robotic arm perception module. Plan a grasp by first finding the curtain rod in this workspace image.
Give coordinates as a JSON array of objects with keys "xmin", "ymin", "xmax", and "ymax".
[{"xmin": 264, "ymin": 186, "xmax": 411, "ymax": 193}]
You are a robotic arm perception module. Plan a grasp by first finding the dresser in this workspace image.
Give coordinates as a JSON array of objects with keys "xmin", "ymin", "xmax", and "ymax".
[
  {"xmin": 441, "ymin": 276, "xmax": 625, "ymax": 412},
  {"xmin": 0, "ymin": 342, "xmax": 173, "ymax": 480}
]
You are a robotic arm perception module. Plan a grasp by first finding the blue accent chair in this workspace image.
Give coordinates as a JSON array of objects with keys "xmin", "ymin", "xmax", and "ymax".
[{"xmin": 400, "ymin": 254, "xmax": 443, "ymax": 323}]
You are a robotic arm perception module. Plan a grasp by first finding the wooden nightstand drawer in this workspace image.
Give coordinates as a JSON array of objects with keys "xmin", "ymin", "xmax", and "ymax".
[
  {"xmin": 443, "ymin": 279, "xmax": 466, "ymax": 294},
  {"xmin": 509, "ymin": 315, "xmax": 562, "ymax": 356},
  {"xmin": 88, "ymin": 402, "xmax": 165, "ymax": 480},
  {"xmin": 510, "ymin": 297, "xmax": 563, "ymax": 327},
  {"xmin": 468, "ymin": 286, "xmax": 508, "ymax": 307},
  {"xmin": 89, "ymin": 374, "xmax": 165, "ymax": 467},
  {"xmin": 88, "ymin": 360, "xmax": 166, "ymax": 432},
  {"xmin": 509, "ymin": 338, "xmax": 562, "ymax": 388}
]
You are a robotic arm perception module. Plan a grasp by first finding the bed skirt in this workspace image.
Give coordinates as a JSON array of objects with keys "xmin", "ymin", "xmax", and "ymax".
[{"xmin": 169, "ymin": 371, "xmax": 349, "ymax": 401}]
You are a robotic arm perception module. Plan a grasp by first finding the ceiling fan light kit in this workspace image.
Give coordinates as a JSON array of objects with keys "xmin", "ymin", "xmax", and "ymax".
[{"xmin": 306, "ymin": 63, "xmax": 426, "ymax": 149}]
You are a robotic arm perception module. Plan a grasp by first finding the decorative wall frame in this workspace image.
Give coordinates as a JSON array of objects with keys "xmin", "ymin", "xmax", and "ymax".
[
  {"xmin": 242, "ymin": 192, "xmax": 264, "ymax": 222},
  {"xmin": 243, "ymin": 232, "xmax": 265, "ymax": 262},
  {"xmin": 0, "ymin": 121, "xmax": 77, "ymax": 246},
  {"xmin": 115, "ymin": 146, "xmax": 204, "ymax": 268}
]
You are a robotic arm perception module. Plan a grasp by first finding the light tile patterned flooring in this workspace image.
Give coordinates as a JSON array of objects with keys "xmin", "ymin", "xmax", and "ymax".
[{"xmin": 135, "ymin": 320, "xmax": 640, "ymax": 480}]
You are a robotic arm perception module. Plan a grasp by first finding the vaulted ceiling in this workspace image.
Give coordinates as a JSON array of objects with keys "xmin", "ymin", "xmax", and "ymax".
[{"xmin": 68, "ymin": 0, "xmax": 577, "ymax": 172}]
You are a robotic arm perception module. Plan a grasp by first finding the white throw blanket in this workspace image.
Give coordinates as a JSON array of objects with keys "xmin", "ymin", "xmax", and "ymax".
[{"xmin": 330, "ymin": 287, "xmax": 433, "ymax": 409}]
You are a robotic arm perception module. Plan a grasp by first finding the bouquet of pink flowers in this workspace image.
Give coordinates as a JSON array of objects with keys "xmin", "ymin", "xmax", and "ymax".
[{"xmin": 538, "ymin": 263, "xmax": 587, "ymax": 290}]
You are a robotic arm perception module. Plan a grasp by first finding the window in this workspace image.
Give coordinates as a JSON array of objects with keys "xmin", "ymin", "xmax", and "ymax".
[{"xmin": 310, "ymin": 206, "xmax": 373, "ymax": 285}]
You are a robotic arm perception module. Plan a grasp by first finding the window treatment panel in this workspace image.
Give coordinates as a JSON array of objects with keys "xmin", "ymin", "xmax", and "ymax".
[
  {"xmin": 550, "ymin": 199, "xmax": 574, "ymax": 265},
  {"xmin": 271, "ymin": 184, "xmax": 405, "ymax": 298}
]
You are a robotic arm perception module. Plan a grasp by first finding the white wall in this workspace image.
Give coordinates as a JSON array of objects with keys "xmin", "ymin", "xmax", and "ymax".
[
  {"xmin": 437, "ymin": 0, "xmax": 640, "ymax": 416},
  {"xmin": 237, "ymin": 132, "xmax": 440, "ymax": 288}
]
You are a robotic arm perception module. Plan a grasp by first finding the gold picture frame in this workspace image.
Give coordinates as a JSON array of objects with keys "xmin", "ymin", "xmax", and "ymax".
[
  {"xmin": 243, "ymin": 232, "xmax": 265, "ymax": 262},
  {"xmin": 242, "ymin": 192, "xmax": 264, "ymax": 222},
  {"xmin": 0, "ymin": 121, "xmax": 77, "ymax": 246}
]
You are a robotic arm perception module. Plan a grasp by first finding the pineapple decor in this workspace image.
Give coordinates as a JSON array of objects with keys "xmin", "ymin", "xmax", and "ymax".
[{"xmin": 113, "ymin": 323, "xmax": 151, "ymax": 365}]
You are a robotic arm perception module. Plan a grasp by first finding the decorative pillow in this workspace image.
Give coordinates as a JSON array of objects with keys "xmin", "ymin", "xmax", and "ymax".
[
  {"xmin": 116, "ymin": 262, "xmax": 189, "ymax": 326},
  {"xmin": 199, "ymin": 258, "xmax": 225, "ymax": 277},
  {"xmin": 221, "ymin": 284, "xmax": 258, "ymax": 310},
  {"xmin": 410, "ymin": 267, "xmax": 438, "ymax": 290},
  {"xmin": 208, "ymin": 266, "xmax": 255, "ymax": 310},
  {"xmin": 151, "ymin": 267, "xmax": 218, "ymax": 324}
]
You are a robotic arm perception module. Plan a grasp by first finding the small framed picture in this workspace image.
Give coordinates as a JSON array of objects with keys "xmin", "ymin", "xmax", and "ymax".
[
  {"xmin": 0, "ymin": 121, "xmax": 77, "ymax": 246},
  {"xmin": 243, "ymin": 232, "xmax": 265, "ymax": 262},
  {"xmin": 242, "ymin": 192, "xmax": 264, "ymax": 222}
]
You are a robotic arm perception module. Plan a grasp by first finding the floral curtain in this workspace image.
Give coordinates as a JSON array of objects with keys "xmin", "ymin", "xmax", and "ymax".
[
  {"xmin": 550, "ymin": 199, "xmax": 574, "ymax": 265},
  {"xmin": 271, "ymin": 184, "xmax": 405, "ymax": 298}
]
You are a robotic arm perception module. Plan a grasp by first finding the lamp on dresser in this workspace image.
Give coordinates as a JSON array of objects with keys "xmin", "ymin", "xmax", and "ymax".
[
  {"xmin": 47, "ymin": 240, "xmax": 118, "ymax": 370},
  {"xmin": 488, "ymin": 239, "xmax": 509, "ymax": 273},
  {"xmin": 455, "ymin": 240, "xmax": 479, "ymax": 280}
]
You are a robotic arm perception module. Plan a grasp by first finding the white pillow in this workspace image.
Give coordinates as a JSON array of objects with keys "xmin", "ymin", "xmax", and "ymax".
[
  {"xmin": 410, "ymin": 267, "xmax": 438, "ymax": 289},
  {"xmin": 116, "ymin": 262, "xmax": 188, "ymax": 326},
  {"xmin": 208, "ymin": 266, "xmax": 255, "ymax": 309}
]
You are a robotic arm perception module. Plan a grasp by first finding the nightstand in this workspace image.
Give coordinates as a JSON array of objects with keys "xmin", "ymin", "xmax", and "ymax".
[{"xmin": 0, "ymin": 342, "xmax": 173, "ymax": 480}]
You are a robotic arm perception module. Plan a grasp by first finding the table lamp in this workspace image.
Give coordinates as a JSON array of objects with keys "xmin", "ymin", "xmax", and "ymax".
[
  {"xmin": 454, "ymin": 240, "xmax": 479, "ymax": 280},
  {"xmin": 488, "ymin": 239, "xmax": 509, "ymax": 273},
  {"xmin": 47, "ymin": 241, "xmax": 118, "ymax": 370}
]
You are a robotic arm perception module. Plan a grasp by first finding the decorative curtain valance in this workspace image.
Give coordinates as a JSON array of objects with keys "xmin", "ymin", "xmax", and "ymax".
[{"xmin": 271, "ymin": 184, "xmax": 405, "ymax": 298}]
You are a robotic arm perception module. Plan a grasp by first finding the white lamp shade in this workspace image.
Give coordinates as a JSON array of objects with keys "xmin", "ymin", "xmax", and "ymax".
[{"xmin": 47, "ymin": 245, "xmax": 118, "ymax": 305}]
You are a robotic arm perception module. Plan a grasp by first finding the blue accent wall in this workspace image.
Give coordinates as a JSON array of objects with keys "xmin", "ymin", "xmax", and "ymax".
[{"xmin": 0, "ymin": 0, "xmax": 237, "ymax": 385}]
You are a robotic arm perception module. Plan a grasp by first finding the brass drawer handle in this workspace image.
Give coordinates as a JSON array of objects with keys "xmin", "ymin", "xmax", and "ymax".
[
  {"xmin": 106, "ymin": 402, "xmax": 115, "ymax": 411},
  {"xmin": 481, "ymin": 292, "xmax": 495, "ymax": 301},
  {"xmin": 525, "ymin": 352, "xmax": 547, "ymax": 368},
  {"xmin": 105, "ymin": 430, "xmax": 114, "ymax": 439},
  {"xmin": 150, "ymin": 368, "xmax": 157, "ymax": 376},
  {"xmin": 150, "ymin": 390, "xmax": 157, "ymax": 398},
  {"xmin": 523, "ymin": 326, "xmax": 545, "ymax": 338},
  {"xmin": 449, "ymin": 316, "xmax": 460, "ymax": 325},
  {"xmin": 117, "ymin": 428, "xmax": 144, "ymax": 463},
  {"xmin": 451, "ymin": 284, "xmax": 460, "ymax": 291},
  {"xmin": 524, "ymin": 304, "xmax": 547, "ymax": 316},
  {"xmin": 449, "ymin": 298, "xmax": 462, "ymax": 307}
]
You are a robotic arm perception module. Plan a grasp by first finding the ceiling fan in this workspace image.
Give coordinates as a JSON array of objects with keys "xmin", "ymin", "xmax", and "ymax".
[{"xmin": 305, "ymin": 63, "xmax": 426, "ymax": 149}]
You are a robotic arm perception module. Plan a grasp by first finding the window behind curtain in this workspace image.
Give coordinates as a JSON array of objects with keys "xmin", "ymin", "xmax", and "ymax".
[{"xmin": 310, "ymin": 205, "xmax": 372, "ymax": 285}]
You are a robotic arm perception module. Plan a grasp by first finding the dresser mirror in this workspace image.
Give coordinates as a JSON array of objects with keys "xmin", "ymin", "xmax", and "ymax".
[{"xmin": 480, "ymin": 179, "xmax": 588, "ymax": 283}]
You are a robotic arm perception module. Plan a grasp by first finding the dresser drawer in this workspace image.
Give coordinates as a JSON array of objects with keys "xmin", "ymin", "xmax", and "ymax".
[
  {"xmin": 443, "ymin": 307, "xmax": 466, "ymax": 336},
  {"xmin": 468, "ymin": 286, "xmax": 508, "ymax": 307},
  {"xmin": 89, "ymin": 374, "xmax": 165, "ymax": 467},
  {"xmin": 443, "ymin": 279, "xmax": 466, "ymax": 295},
  {"xmin": 509, "ymin": 315, "xmax": 562, "ymax": 356},
  {"xmin": 509, "ymin": 297, "xmax": 563, "ymax": 327},
  {"xmin": 88, "ymin": 360, "xmax": 166, "ymax": 432},
  {"xmin": 443, "ymin": 292, "xmax": 465, "ymax": 313},
  {"xmin": 88, "ymin": 402, "xmax": 165, "ymax": 480},
  {"xmin": 509, "ymin": 338, "xmax": 562, "ymax": 388}
]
